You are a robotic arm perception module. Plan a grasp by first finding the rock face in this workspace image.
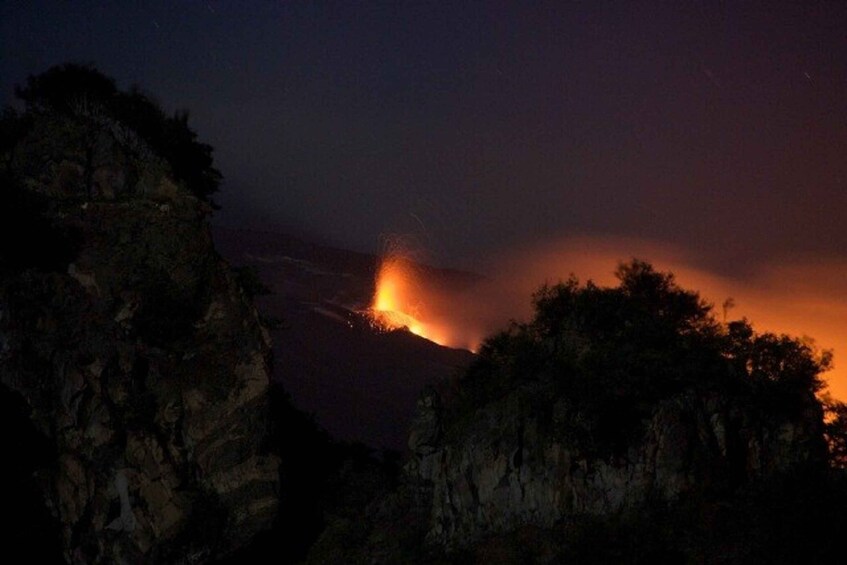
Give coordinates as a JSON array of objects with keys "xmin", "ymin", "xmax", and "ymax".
[
  {"xmin": 0, "ymin": 197, "xmax": 279, "ymax": 563},
  {"xmin": 407, "ymin": 383, "xmax": 824, "ymax": 549}
]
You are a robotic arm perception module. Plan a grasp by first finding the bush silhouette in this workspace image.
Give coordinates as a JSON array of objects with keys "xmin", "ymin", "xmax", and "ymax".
[
  {"xmin": 13, "ymin": 63, "xmax": 221, "ymax": 204},
  {"xmin": 460, "ymin": 260, "xmax": 832, "ymax": 456}
]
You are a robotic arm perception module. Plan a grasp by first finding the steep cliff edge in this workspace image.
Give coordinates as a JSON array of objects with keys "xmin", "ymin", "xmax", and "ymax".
[{"xmin": 0, "ymin": 196, "xmax": 280, "ymax": 562}]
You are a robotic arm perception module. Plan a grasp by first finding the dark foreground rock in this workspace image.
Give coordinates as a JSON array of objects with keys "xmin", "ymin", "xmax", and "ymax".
[
  {"xmin": 407, "ymin": 385, "xmax": 824, "ymax": 548},
  {"xmin": 0, "ymin": 197, "xmax": 279, "ymax": 563},
  {"xmin": 307, "ymin": 384, "xmax": 836, "ymax": 564}
]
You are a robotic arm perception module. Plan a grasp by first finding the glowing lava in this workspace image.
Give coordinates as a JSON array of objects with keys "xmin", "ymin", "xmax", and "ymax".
[
  {"xmin": 368, "ymin": 245, "xmax": 466, "ymax": 347},
  {"xmin": 370, "ymin": 252, "xmax": 433, "ymax": 341}
]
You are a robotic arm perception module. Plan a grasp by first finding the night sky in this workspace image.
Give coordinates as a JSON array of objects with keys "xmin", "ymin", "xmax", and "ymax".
[
  {"xmin": 3, "ymin": 1, "xmax": 847, "ymax": 394},
  {"xmin": 3, "ymin": 1, "xmax": 846, "ymax": 268}
]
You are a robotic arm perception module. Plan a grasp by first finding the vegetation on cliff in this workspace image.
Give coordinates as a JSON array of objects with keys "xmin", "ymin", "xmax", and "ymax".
[
  {"xmin": 2, "ymin": 63, "xmax": 220, "ymax": 205},
  {"xmin": 459, "ymin": 260, "xmax": 835, "ymax": 458},
  {"xmin": 1, "ymin": 61, "xmax": 226, "ymax": 279}
]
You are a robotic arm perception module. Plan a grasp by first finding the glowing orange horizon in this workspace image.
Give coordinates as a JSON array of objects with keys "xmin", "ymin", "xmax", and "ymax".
[{"xmin": 368, "ymin": 235, "xmax": 845, "ymax": 401}]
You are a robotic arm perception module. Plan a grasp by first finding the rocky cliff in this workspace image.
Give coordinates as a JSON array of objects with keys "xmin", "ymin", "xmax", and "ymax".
[
  {"xmin": 407, "ymin": 382, "xmax": 824, "ymax": 549},
  {"xmin": 305, "ymin": 377, "xmax": 829, "ymax": 564},
  {"xmin": 0, "ymin": 195, "xmax": 280, "ymax": 563}
]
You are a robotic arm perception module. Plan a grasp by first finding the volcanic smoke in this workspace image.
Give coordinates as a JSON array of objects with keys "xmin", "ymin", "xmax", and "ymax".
[{"xmin": 368, "ymin": 235, "xmax": 846, "ymax": 401}]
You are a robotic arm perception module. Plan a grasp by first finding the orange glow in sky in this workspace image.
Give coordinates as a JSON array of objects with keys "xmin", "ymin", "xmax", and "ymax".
[{"xmin": 369, "ymin": 235, "xmax": 846, "ymax": 401}]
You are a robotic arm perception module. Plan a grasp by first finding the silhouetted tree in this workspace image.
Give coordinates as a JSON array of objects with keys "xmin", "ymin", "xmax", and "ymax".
[
  {"xmin": 824, "ymin": 399, "xmax": 847, "ymax": 468},
  {"xmin": 15, "ymin": 63, "xmax": 119, "ymax": 114},
  {"xmin": 15, "ymin": 63, "xmax": 221, "ymax": 204},
  {"xmin": 461, "ymin": 260, "xmax": 832, "ymax": 455},
  {"xmin": 725, "ymin": 319, "xmax": 829, "ymax": 395}
]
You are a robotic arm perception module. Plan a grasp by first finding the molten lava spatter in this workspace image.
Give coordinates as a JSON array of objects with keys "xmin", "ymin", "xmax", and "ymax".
[
  {"xmin": 369, "ymin": 252, "xmax": 436, "ymax": 342},
  {"xmin": 367, "ymin": 243, "xmax": 484, "ymax": 351}
]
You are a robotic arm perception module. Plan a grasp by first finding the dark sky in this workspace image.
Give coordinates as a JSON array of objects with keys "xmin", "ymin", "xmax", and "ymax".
[{"xmin": 3, "ymin": 1, "xmax": 847, "ymax": 272}]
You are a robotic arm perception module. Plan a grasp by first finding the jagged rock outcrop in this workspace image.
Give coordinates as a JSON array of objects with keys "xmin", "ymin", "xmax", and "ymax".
[
  {"xmin": 407, "ymin": 383, "xmax": 824, "ymax": 549},
  {"xmin": 0, "ymin": 195, "xmax": 280, "ymax": 563}
]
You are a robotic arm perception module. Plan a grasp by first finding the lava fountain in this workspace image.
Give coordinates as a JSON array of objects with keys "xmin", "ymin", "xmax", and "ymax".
[
  {"xmin": 371, "ymin": 253, "xmax": 427, "ymax": 337},
  {"xmin": 368, "ymin": 243, "xmax": 456, "ymax": 347}
]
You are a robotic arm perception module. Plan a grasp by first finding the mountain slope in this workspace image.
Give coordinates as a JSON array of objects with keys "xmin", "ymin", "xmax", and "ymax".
[{"xmin": 213, "ymin": 227, "xmax": 475, "ymax": 450}]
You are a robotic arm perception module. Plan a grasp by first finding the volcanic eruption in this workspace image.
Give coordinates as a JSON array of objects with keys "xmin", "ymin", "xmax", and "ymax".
[
  {"xmin": 365, "ymin": 235, "xmax": 845, "ymax": 399},
  {"xmin": 369, "ymin": 246, "xmax": 441, "ymax": 344}
]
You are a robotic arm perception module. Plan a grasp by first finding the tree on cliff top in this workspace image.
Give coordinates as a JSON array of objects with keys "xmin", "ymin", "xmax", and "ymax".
[
  {"xmin": 12, "ymin": 63, "xmax": 221, "ymax": 205},
  {"xmin": 462, "ymin": 260, "xmax": 834, "ymax": 457}
]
